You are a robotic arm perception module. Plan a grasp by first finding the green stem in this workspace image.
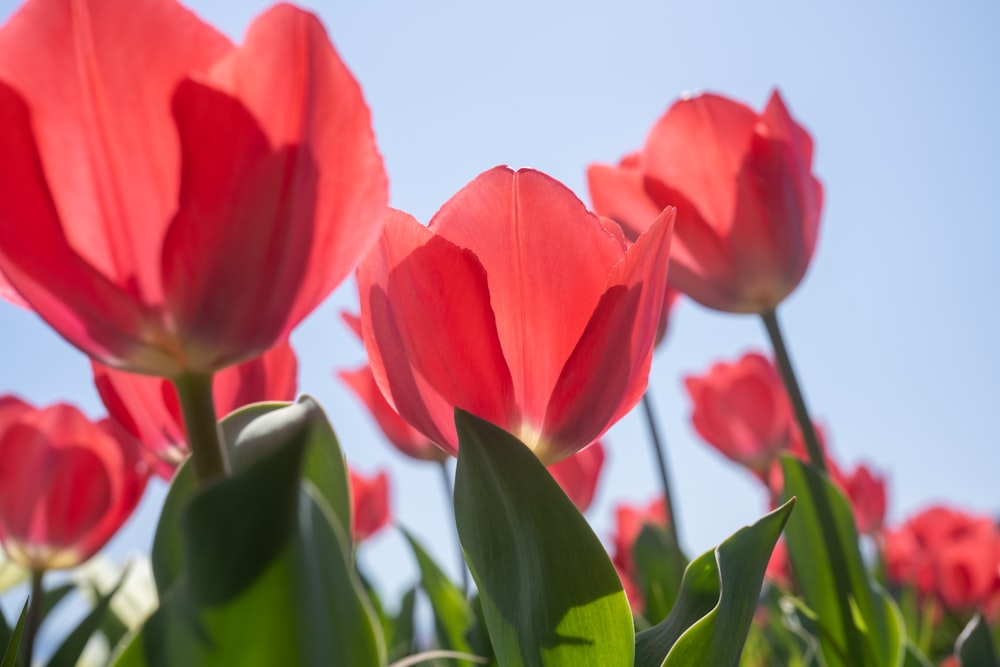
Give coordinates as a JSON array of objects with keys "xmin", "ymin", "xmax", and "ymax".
[
  {"xmin": 438, "ymin": 460, "xmax": 470, "ymax": 595},
  {"xmin": 761, "ymin": 309, "xmax": 827, "ymax": 472},
  {"xmin": 23, "ymin": 568, "xmax": 43, "ymax": 667},
  {"xmin": 173, "ymin": 372, "xmax": 228, "ymax": 484},
  {"xmin": 763, "ymin": 308, "xmax": 867, "ymax": 664},
  {"xmin": 640, "ymin": 390, "xmax": 682, "ymax": 552}
]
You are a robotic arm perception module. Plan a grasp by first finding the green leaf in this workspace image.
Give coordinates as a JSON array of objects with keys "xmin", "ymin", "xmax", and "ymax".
[
  {"xmin": 780, "ymin": 455, "xmax": 905, "ymax": 667},
  {"xmin": 222, "ymin": 397, "xmax": 353, "ymax": 553},
  {"xmin": 958, "ymin": 615, "xmax": 999, "ymax": 667},
  {"xmin": 387, "ymin": 587, "xmax": 419, "ymax": 663},
  {"xmin": 1, "ymin": 600, "xmax": 28, "ymax": 667},
  {"xmin": 403, "ymin": 529, "xmax": 476, "ymax": 664},
  {"xmin": 632, "ymin": 523, "xmax": 687, "ymax": 625},
  {"xmin": 634, "ymin": 499, "xmax": 794, "ymax": 667},
  {"xmin": 47, "ymin": 573, "xmax": 126, "ymax": 667},
  {"xmin": 113, "ymin": 398, "xmax": 384, "ymax": 667},
  {"xmin": 901, "ymin": 641, "xmax": 933, "ymax": 667},
  {"xmin": 452, "ymin": 410, "xmax": 633, "ymax": 667},
  {"xmin": 150, "ymin": 457, "xmax": 197, "ymax": 596}
]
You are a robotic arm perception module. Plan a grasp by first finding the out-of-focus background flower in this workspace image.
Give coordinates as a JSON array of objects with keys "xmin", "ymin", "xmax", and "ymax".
[{"xmin": 1, "ymin": 0, "xmax": 997, "ymax": 608}]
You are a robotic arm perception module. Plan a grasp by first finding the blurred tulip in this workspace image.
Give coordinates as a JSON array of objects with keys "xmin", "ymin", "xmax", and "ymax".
[
  {"xmin": 0, "ymin": 0, "xmax": 386, "ymax": 376},
  {"xmin": 358, "ymin": 166, "xmax": 673, "ymax": 464},
  {"xmin": 349, "ymin": 469, "xmax": 391, "ymax": 542},
  {"xmin": 93, "ymin": 341, "xmax": 297, "ymax": 478},
  {"xmin": 0, "ymin": 396, "xmax": 148, "ymax": 570},
  {"xmin": 831, "ymin": 462, "xmax": 887, "ymax": 536},
  {"xmin": 547, "ymin": 441, "xmax": 606, "ymax": 513},
  {"xmin": 339, "ymin": 312, "xmax": 446, "ymax": 463},
  {"xmin": 886, "ymin": 506, "xmax": 1000, "ymax": 612},
  {"xmin": 685, "ymin": 351, "xmax": 793, "ymax": 477},
  {"xmin": 588, "ymin": 90, "xmax": 822, "ymax": 313},
  {"xmin": 610, "ymin": 496, "xmax": 670, "ymax": 581}
]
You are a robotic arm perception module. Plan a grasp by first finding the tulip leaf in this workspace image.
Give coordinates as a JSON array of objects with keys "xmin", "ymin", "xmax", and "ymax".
[
  {"xmin": 150, "ymin": 458, "xmax": 197, "ymax": 595},
  {"xmin": 113, "ymin": 398, "xmax": 383, "ymax": 667},
  {"xmin": 387, "ymin": 587, "xmax": 419, "ymax": 663},
  {"xmin": 47, "ymin": 573, "xmax": 125, "ymax": 667},
  {"xmin": 901, "ymin": 641, "xmax": 933, "ymax": 667},
  {"xmin": 632, "ymin": 523, "xmax": 687, "ymax": 625},
  {"xmin": 402, "ymin": 529, "xmax": 477, "ymax": 664},
  {"xmin": 452, "ymin": 409, "xmax": 633, "ymax": 667},
  {"xmin": 780, "ymin": 455, "xmax": 905, "ymax": 667},
  {"xmin": 957, "ymin": 614, "xmax": 999, "ymax": 667},
  {"xmin": 1, "ymin": 600, "xmax": 26, "ymax": 667},
  {"xmin": 634, "ymin": 499, "xmax": 794, "ymax": 667}
]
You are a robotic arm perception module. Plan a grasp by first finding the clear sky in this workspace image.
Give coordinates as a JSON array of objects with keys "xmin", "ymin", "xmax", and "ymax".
[{"xmin": 1, "ymin": 0, "xmax": 998, "ymax": 605}]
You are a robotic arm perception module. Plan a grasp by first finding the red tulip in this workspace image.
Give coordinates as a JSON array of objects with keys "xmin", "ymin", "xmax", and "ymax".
[
  {"xmin": 358, "ymin": 166, "xmax": 674, "ymax": 464},
  {"xmin": 588, "ymin": 90, "xmax": 822, "ymax": 313},
  {"xmin": 610, "ymin": 496, "xmax": 670, "ymax": 579},
  {"xmin": 339, "ymin": 312, "xmax": 447, "ymax": 463},
  {"xmin": 547, "ymin": 441, "xmax": 606, "ymax": 513},
  {"xmin": 685, "ymin": 351, "xmax": 794, "ymax": 476},
  {"xmin": 93, "ymin": 341, "xmax": 298, "ymax": 479},
  {"xmin": 348, "ymin": 469, "xmax": 391, "ymax": 542},
  {"xmin": 0, "ymin": 0, "xmax": 386, "ymax": 376},
  {"xmin": 831, "ymin": 462, "xmax": 887, "ymax": 536},
  {"xmin": 0, "ymin": 396, "xmax": 148, "ymax": 570},
  {"xmin": 885, "ymin": 506, "xmax": 1000, "ymax": 612}
]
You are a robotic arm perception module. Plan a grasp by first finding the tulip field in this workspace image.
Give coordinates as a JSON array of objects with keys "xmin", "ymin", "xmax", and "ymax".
[{"xmin": 0, "ymin": 1, "xmax": 997, "ymax": 666}]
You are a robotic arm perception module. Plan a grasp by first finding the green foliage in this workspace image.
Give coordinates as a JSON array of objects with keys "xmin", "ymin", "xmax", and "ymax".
[
  {"xmin": 452, "ymin": 410, "xmax": 633, "ymax": 667},
  {"xmin": 958, "ymin": 615, "xmax": 999, "ymax": 667},
  {"xmin": 780, "ymin": 455, "xmax": 905, "ymax": 667},
  {"xmin": 632, "ymin": 523, "xmax": 687, "ymax": 626},
  {"xmin": 634, "ymin": 500, "xmax": 794, "ymax": 667},
  {"xmin": 112, "ymin": 397, "xmax": 383, "ymax": 667}
]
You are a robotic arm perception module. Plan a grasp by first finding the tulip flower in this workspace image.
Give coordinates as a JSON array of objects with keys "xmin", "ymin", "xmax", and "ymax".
[
  {"xmin": 358, "ymin": 165, "xmax": 673, "ymax": 464},
  {"xmin": 339, "ymin": 312, "xmax": 446, "ymax": 463},
  {"xmin": 588, "ymin": 90, "xmax": 822, "ymax": 314},
  {"xmin": 885, "ymin": 506, "xmax": 1000, "ymax": 612},
  {"xmin": 349, "ymin": 469, "xmax": 391, "ymax": 542},
  {"xmin": 610, "ymin": 496, "xmax": 670, "ymax": 611},
  {"xmin": 831, "ymin": 463, "xmax": 887, "ymax": 537},
  {"xmin": 0, "ymin": 0, "xmax": 387, "ymax": 377},
  {"xmin": 684, "ymin": 351, "xmax": 794, "ymax": 477},
  {"xmin": 0, "ymin": 396, "xmax": 148, "ymax": 571},
  {"xmin": 93, "ymin": 340, "xmax": 298, "ymax": 478}
]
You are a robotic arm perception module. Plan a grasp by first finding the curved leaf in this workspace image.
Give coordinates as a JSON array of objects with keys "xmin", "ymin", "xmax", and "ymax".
[
  {"xmin": 113, "ymin": 398, "xmax": 383, "ymax": 666},
  {"xmin": 1, "ymin": 600, "xmax": 27, "ymax": 667},
  {"xmin": 453, "ymin": 409, "xmax": 633, "ymax": 667},
  {"xmin": 957, "ymin": 615, "xmax": 999, "ymax": 667},
  {"xmin": 780, "ymin": 455, "xmax": 905, "ymax": 667},
  {"xmin": 635, "ymin": 499, "xmax": 794, "ymax": 667},
  {"xmin": 632, "ymin": 524, "xmax": 687, "ymax": 625},
  {"xmin": 402, "ymin": 529, "xmax": 476, "ymax": 664}
]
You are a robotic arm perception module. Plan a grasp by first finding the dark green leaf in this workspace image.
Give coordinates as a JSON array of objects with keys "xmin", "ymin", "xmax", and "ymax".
[
  {"xmin": 1, "ymin": 600, "xmax": 28, "ymax": 667},
  {"xmin": 635, "ymin": 499, "xmax": 794, "ymax": 667},
  {"xmin": 113, "ymin": 399, "xmax": 383, "ymax": 667},
  {"xmin": 632, "ymin": 523, "xmax": 687, "ymax": 625},
  {"xmin": 403, "ymin": 530, "xmax": 475, "ymax": 665},
  {"xmin": 47, "ymin": 573, "xmax": 126, "ymax": 667},
  {"xmin": 901, "ymin": 641, "xmax": 933, "ymax": 667},
  {"xmin": 958, "ymin": 614, "xmax": 999, "ymax": 667},
  {"xmin": 780, "ymin": 456, "xmax": 905, "ymax": 667},
  {"xmin": 387, "ymin": 587, "xmax": 419, "ymax": 663},
  {"xmin": 40, "ymin": 583, "xmax": 76, "ymax": 624},
  {"xmin": 453, "ymin": 410, "xmax": 633, "ymax": 667},
  {"xmin": 150, "ymin": 458, "xmax": 197, "ymax": 595},
  {"xmin": 222, "ymin": 397, "xmax": 353, "ymax": 554}
]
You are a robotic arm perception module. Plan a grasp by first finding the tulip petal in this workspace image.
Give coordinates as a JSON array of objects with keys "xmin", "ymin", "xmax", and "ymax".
[
  {"xmin": 542, "ymin": 209, "xmax": 674, "ymax": 461},
  {"xmin": 205, "ymin": 5, "xmax": 388, "ymax": 333},
  {"xmin": 161, "ymin": 80, "xmax": 316, "ymax": 370},
  {"xmin": 339, "ymin": 366, "xmax": 446, "ymax": 463},
  {"xmin": 0, "ymin": 83, "xmax": 179, "ymax": 372},
  {"xmin": 431, "ymin": 166, "xmax": 623, "ymax": 431},
  {"xmin": 358, "ymin": 210, "xmax": 516, "ymax": 455},
  {"xmin": 642, "ymin": 94, "xmax": 757, "ymax": 233},
  {"xmin": 0, "ymin": 0, "xmax": 230, "ymax": 298},
  {"xmin": 587, "ymin": 161, "xmax": 664, "ymax": 241}
]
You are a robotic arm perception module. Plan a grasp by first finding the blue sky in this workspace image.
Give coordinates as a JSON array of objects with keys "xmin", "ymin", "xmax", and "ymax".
[{"xmin": 1, "ymin": 0, "xmax": 998, "ymax": 604}]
